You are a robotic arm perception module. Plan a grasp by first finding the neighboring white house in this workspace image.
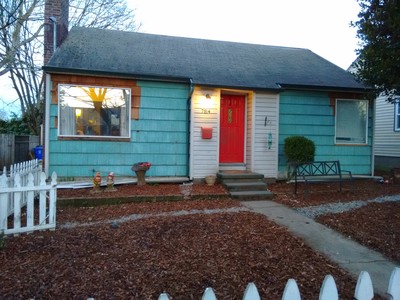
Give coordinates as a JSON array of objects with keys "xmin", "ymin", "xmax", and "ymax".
[
  {"xmin": 374, "ymin": 95, "xmax": 400, "ymax": 169},
  {"xmin": 348, "ymin": 60, "xmax": 400, "ymax": 170}
]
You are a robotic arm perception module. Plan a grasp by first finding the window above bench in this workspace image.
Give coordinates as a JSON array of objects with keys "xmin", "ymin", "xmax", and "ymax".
[{"xmin": 335, "ymin": 99, "xmax": 368, "ymax": 145}]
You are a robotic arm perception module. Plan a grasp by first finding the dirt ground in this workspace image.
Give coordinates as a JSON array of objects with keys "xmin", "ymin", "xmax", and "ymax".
[{"xmin": 1, "ymin": 178, "xmax": 399, "ymax": 299}]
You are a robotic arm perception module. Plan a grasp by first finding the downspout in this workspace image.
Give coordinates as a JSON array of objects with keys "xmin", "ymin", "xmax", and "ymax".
[
  {"xmin": 371, "ymin": 99, "xmax": 376, "ymax": 176},
  {"xmin": 49, "ymin": 16, "xmax": 57, "ymax": 55},
  {"xmin": 44, "ymin": 74, "xmax": 51, "ymax": 175},
  {"xmin": 186, "ymin": 78, "xmax": 194, "ymax": 179}
]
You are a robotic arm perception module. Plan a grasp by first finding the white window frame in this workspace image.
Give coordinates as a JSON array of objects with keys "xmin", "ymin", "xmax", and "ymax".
[
  {"xmin": 395, "ymin": 101, "xmax": 400, "ymax": 132},
  {"xmin": 58, "ymin": 84, "xmax": 131, "ymax": 139},
  {"xmin": 335, "ymin": 99, "xmax": 368, "ymax": 145}
]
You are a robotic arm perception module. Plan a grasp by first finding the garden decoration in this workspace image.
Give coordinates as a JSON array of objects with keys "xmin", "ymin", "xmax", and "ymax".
[
  {"xmin": 132, "ymin": 162, "xmax": 151, "ymax": 186},
  {"xmin": 91, "ymin": 171, "xmax": 102, "ymax": 193},
  {"xmin": 205, "ymin": 175, "xmax": 216, "ymax": 186},
  {"xmin": 105, "ymin": 172, "xmax": 117, "ymax": 192},
  {"xmin": 392, "ymin": 168, "xmax": 400, "ymax": 184}
]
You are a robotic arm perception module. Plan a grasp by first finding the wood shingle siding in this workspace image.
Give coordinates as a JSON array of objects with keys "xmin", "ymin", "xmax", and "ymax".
[
  {"xmin": 48, "ymin": 80, "xmax": 190, "ymax": 177},
  {"xmin": 278, "ymin": 91, "xmax": 373, "ymax": 176}
]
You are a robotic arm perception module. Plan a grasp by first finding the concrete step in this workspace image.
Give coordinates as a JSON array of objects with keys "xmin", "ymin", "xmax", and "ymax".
[
  {"xmin": 224, "ymin": 181, "xmax": 268, "ymax": 192},
  {"xmin": 230, "ymin": 190, "xmax": 274, "ymax": 200},
  {"xmin": 217, "ymin": 171, "xmax": 274, "ymax": 200},
  {"xmin": 222, "ymin": 178, "xmax": 266, "ymax": 183},
  {"xmin": 217, "ymin": 171, "xmax": 264, "ymax": 181}
]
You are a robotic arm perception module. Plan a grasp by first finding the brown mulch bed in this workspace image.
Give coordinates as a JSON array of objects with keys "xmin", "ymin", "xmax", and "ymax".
[
  {"xmin": 57, "ymin": 182, "xmax": 228, "ymax": 199},
  {"xmin": 2, "ymin": 209, "xmax": 357, "ymax": 299},
  {"xmin": 270, "ymin": 179, "xmax": 400, "ymax": 208},
  {"xmin": 317, "ymin": 201, "xmax": 400, "ymax": 264},
  {"xmin": 2, "ymin": 180, "xmax": 399, "ymax": 298}
]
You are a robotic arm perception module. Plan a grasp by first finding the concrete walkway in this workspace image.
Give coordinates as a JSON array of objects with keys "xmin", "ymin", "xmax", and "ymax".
[{"xmin": 241, "ymin": 200, "xmax": 398, "ymax": 297}]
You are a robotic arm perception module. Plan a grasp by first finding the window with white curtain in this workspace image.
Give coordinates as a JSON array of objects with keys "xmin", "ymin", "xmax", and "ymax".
[
  {"xmin": 58, "ymin": 85, "xmax": 131, "ymax": 138},
  {"xmin": 335, "ymin": 99, "xmax": 368, "ymax": 144},
  {"xmin": 395, "ymin": 101, "xmax": 400, "ymax": 132}
]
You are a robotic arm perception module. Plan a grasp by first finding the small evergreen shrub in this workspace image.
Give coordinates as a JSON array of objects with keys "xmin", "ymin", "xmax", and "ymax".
[{"xmin": 284, "ymin": 136, "xmax": 316, "ymax": 164}]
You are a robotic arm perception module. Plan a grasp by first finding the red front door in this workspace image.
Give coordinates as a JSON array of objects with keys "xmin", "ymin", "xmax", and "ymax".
[{"xmin": 219, "ymin": 94, "xmax": 245, "ymax": 163}]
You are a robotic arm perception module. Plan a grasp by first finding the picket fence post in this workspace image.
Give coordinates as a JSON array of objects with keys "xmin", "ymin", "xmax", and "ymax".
[
  {"xmin": 13, "ymin": 173, "xmax": 22, "ymax": 231},
  {"xmin": 158, "ymin": 293, "xmax": 170, "ymax": 300},
  {"xmin": 202, "ymin": 287, "xmax": 217, "ymax": 300},
  {"xmin": 48, "ymin": 171, "xmax": 58, "ymax": 226},
  {"xmin": 282, "ymin": 279, "xmax": 301, "ymax": 300},
  {"xmin": 243, "ymin": 282, "xmax": 260, "ymax": 300},
  {"xmin": 0, "ymin": 171, "xmax": 8, "ymax": 233},
  {"xmin": 26, "ymin": 173, "xmax": 35, "ymax": 228},
  {"xmin": 387, "ymin": 267, "xmax": 400, "ymax": 300},
  {"xmin": 39, "ymin": 172, "xmax": 47, "ymax": 225},
  {"xmin": 319, "ymin": 275, "xmax": 338, "ymax": 300},
  {"xmin": 354, "ymin": 271, "xmax": 374, "ymax": 300}
]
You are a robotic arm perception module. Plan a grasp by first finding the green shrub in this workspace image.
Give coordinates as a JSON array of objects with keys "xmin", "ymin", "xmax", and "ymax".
[
  {"xmin": 0, "ymin": 234, "xmax": 5, "ymax": 250},
  {"xmin": 284, "ymin": 136, "xmax": 316, "ymax": 164}
]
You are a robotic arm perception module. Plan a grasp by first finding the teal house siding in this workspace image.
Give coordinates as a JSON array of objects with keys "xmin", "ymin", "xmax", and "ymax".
[
  {"xmin": 48, "ymin": 81, "xmax": 190, "ymax": 178},
  {"xmin": 278, "ymin": 91, "xmax": 373, "ymax": 175}
]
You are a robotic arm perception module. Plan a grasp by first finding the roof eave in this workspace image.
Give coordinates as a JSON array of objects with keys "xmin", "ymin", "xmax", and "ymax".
[
  {"xmin": 277, "ymin": 83, "xmax": 374, "ymax": 94},
  {"xmin": 42, "ymin": 66, "xmax": 191, "ymax": 84},
  {"xmin": 196, "ymin": 83, "xmax": 281, "ymax": 93}
]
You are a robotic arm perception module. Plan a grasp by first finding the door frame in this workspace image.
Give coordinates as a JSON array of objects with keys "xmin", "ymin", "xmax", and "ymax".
[{"xmin": 218, "ymin": 93, "xmax": 247, "ymax": 165}]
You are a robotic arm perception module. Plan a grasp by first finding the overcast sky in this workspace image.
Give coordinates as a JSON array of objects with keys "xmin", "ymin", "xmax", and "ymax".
[
  {"xmin": 0, "ymin": 0, "xmax": 362, "ymax": 117},
  {"xmin": 129, "ymin": 0, "xmax": 361, "ymax": 69}
]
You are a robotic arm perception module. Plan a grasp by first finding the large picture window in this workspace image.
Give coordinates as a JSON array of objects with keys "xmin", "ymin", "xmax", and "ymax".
[
  {"xmin": 395, "ymin": 101, "xmax": 400, "ymax": 132},
  {"xmin": 335, "ymin": 99, "xmax": 368, "ymax": 144},
  {"xmin": 59, "ymin": 85, "xmax": 131, "ymax": 138}
]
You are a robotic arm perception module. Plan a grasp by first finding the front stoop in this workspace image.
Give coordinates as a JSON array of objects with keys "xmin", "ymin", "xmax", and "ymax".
[{"xmin": 217, "ymin": 171, "xmax": 274, "ymax": 200}]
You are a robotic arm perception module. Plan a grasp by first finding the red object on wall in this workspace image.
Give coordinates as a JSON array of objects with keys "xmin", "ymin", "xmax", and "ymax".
[{"xmin": 201, "ymin": 127, "xmax": 213, "ymax": 139}]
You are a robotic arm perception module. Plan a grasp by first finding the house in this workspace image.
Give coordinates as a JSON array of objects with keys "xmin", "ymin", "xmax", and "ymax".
[
  {"xmin": 374, "ymin": 95, "xmax": 400, "ymax": 170},
  {"xmin": 42, "ymin": 2, "xmax": 371, "ymax": 181}
]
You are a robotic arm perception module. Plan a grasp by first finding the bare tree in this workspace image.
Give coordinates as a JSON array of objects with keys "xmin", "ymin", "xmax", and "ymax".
[
  {"xmin": 69, "ymin": 0, "xmax": 139, "ymax": 31},
  {"xmin": 0, "ymin": 0, "xmax": 139, "ymax": 134},
  {"xmin": 9, "ymin": 22, "xmax": 44, "ymax": 133},
  {"xmin": 0, "ymin": 0, "xmax": 43, "ymax": 76}
]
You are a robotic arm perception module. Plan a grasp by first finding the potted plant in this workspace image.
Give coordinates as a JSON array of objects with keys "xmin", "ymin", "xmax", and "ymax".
[
  {"xmin": 132, "ymin": 162, "xmax": 151, "ymax": 186},
  {"xmin": 205, "ymin": 175, "xmax": 216, "ymax": 186}
]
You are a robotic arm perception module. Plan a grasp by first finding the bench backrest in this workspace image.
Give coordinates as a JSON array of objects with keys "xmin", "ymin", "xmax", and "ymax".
[{"xmin": 296, "ymin": 161, "xmax": 341, "ymax": 176}]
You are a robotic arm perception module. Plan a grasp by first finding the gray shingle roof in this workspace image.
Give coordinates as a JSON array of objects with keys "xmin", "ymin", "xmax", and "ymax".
[{"xmin": 44, "ymin": 27, "xmax": 366, "ymax": 91}]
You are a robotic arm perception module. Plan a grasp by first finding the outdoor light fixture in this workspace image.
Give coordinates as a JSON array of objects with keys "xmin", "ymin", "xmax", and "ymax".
[{"xmin": 200, "ymin": 93, "xmax": 213, "ymax": 114}]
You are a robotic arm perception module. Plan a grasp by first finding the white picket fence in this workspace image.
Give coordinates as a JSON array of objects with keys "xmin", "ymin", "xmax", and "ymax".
[
  {"xmin": 0, "ymin": 169, "xmax": 57, "ymax": 235},
  {"xmin": 156, "ymin": 268, "xmax": 400, "ymax": 300},
  {"xmin": 2, "ymin": 159, "xmax": 42, "ymax": 217},
  {"xmin": 7, "ymin": 158, "xmax": 42, "ymax": 177}
]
